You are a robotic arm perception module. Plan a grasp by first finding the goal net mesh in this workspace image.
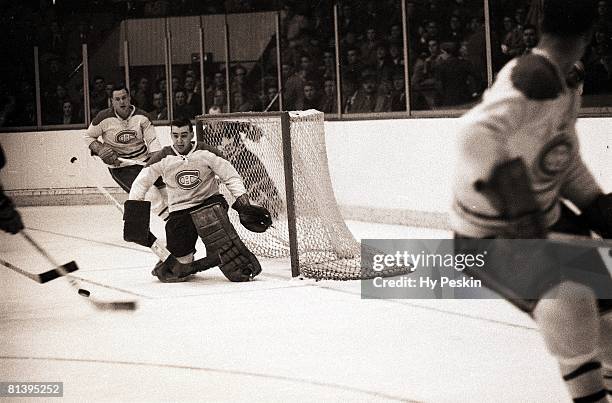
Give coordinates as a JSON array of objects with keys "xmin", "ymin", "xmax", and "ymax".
[{"xmin": 196, "ymin": 110, "xmax": 405, "ymax": 280}]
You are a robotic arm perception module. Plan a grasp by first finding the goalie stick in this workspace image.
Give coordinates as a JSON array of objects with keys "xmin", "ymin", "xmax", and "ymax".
[
  {"xmin": 0, "ymin": 257, "xmax": 79, "ymax": 283},
  {"xmin": 21, "ymin": 231, "xmax": 137, "ymax": 311}
]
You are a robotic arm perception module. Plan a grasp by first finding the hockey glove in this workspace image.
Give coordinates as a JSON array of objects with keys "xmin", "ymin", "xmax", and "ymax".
[
  {"xmin": 581, "ymin": 193, "xmax": 612, "ymax": 239},
  {"xmin": 123, "ymin": 200, "xmax": 153, "ymax": 246},
  {"xmin": 90, "ymin": 140, "xmax": 119, "ymax": 165},
  {"xmin": 0, "ymin": 193, "xmax": 24, "ymax": 234}
]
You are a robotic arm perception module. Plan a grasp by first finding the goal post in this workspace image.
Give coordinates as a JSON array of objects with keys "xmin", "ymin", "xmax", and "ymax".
[{"xmin": 195, "ymin": 110, "xmax": 407, "ymax": 280}]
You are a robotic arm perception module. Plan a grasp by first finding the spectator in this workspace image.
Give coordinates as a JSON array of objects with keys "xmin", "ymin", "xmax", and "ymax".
[
  {"xmin": 173, "ymin": 89, "xmax": 195, "ymax": 120},
  {"xmin": 231, "ymin": 90, "xmax": 255, "ymax": 112},
  {"xmin": 390, "ymin": 70, "xmax": 406, "ymax": 111},
  {"xmin": 319, "ymin": 50, "xmax": 336, "ymax": 81},
  {"xmin": 360, "ymin": 27, "xmax": 379, "ymax": 67},
  {"xmin": 90, "ymin": 75, "xmax": 108, "ymax": 111},
  {"xmin": 209, "ymin": 89, "xmax": 228, "ymax": 114},
  {"xmin": 342, "ymin": 47, "xmax": 364, "ymax": 88},
  {"xmin": 411, "ymin": 39, "xmax": 441, "ymax": 109},
  {"xmin": 320, "ymin": 78, "xmax": 338, "ymax": 114},
  {"xmin": 345, "ymin": 71, "xmax": 389, "ymax": 113},
  {"xmin": 508, "ymin": 24, "xmax": 538, "ymax": 57},
  {"xmin": 263, "ymin": 85, "xmax": 279, "ymax": 111},
  {"xmin": 132, "ymin": 77, "xmax": 151, "ymax": 111},
  {"xmin": 148, "ymin": 91, "xmax": 167, "ymax": 121},
  {"xmin": 184, "ymin": 75, "xmax": 201, "ymax": 115},
  {"xmin": 230, "ymin": 64, "xmax": 248, "ymax": 95},
  {"xmin": 416, "ymin": 20, "xmax": 441, "ymax": 56},
  {"xmin": 59, "ymin": 100, "xmax": 78, "ymax": 124},
  {"xmin": 372, "ymin": 44, "xmax": 394, "ymax": 85},
  {"xmin": 434, "ymin": 41, "xmax": 478, "ymax": 107},
  {"xmin": 445, "ymin": 15, "xmax": 465, "ymax": 42},
  {"xmin": 295, "ymin": 81, "xmax": 320, "ymax": 110},
  {"xmin": 387, "ymin": 24, "xmax": 403, "ymax": 48}
]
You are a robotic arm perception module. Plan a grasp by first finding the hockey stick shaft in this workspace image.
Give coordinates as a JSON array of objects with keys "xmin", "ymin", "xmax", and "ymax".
[
  {"xmin": 93, "ymin": 183, "xmax": 170, "ymax": 261},
  {"xmin": 0, "ymin": 257, "xmax": 79, "ymax": 284},
  {"xmin": 21, "ymin": 231, "xmax": 136, "ymax": 310},
  {"xmin": 0, "ymin": 257, "xmax": 44, "ymax": 283}
]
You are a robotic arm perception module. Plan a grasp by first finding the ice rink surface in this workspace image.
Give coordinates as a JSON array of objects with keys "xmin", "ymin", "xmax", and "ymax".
[{"xmin": 0, "ymin": 205, "xmax": 572, "ymax": 402}]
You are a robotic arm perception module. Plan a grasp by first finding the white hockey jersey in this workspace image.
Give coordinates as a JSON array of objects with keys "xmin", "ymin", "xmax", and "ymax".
[
  {"xmin": 129, "ymin": 142, "xmax": 246, "ymax": 212},
  {"xmin": 450, "ymin": 49, "xmax": 601, "ymax": 237},
  {"xmin": 83, "ymin": 106, "xmax": 161, "ymax": 167}
]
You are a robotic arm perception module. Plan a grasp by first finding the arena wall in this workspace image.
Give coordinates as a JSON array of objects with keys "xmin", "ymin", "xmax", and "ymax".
[{"xmin": 2, "ymin": 118, "xmax": 611, "ymax": 228}]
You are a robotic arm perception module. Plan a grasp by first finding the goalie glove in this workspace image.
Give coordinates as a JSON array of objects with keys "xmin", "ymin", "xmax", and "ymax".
[
  {"xmin": 232, "ymin": 195, "xmax": 272, "ymax": 233},
  {"xmin": 89, "ymin": 140, "xmax": 119, "ymax": 166},
  {"xmin": 123, "ymin": 200, "xmax": 154, "ymax": 247}
]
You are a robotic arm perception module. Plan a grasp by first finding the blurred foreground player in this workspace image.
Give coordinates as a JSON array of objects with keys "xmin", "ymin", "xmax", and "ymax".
[
  {"xmin": 83, "ymin": 85, "xmax": 168, "ymax": 220},
  {"xmin": 0, "ymin": 144, "xmax": 23, "ymax": 234},
  {"xmin": 451, "ymin": 1, "xmax": 612, "ymax": 401},
  {"xmin": 124, "ymin": 119, "xmax": 270, "ymax": 283}
]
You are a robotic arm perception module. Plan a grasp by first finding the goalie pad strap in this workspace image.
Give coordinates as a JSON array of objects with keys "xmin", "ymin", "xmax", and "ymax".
[{"xmin": 190, "ymin": 202, "xmax": 261, "ymax": 282}]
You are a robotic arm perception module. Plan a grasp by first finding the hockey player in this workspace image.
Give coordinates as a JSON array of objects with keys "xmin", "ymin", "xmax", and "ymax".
[
  {"xmin": 451, "ymin": 1, "xmax": 611, "ymax": 401},
  {"xmin": 0, "ymin": 144, "xmax": 24, "ymax": 235},
  {"xmin": 123, "ymin": 118, "xmax": 265, "ymax": 283},
  {"xmin": 83, "ymin": 85, "xmax": 168, "ymax": 220}
]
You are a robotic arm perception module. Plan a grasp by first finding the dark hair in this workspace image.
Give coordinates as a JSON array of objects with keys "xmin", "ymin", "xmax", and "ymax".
[
  {"xmin": 111, "ymin": 84, "xmax": 130, "ymax": 95},
  {"xmin": 541, "ymin": 0, "xmax": 597, "ymax": 37},
  {"xmin": 171, "ymin": 118, "xmax": 193, "ymax": 132}
]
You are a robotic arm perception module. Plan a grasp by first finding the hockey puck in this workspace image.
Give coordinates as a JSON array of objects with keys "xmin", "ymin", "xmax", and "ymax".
[
  {"xmin": 78, "ymin": 288, "xmax": 90, "ymax": 297},
  {"xmin": 70, "ymin": 156, "xmax": 77, "ymax": 163}
]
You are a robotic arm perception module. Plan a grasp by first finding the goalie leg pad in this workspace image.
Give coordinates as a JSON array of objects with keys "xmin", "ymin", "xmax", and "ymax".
[{"xmin": 190, "ymin": 202, "xmax": 261, "ymax": 282}]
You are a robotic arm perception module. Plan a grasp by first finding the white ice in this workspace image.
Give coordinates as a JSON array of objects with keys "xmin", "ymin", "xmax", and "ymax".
[{"xmin": 0, "ymin": 205, "xmax": 570, "ymax": 402}]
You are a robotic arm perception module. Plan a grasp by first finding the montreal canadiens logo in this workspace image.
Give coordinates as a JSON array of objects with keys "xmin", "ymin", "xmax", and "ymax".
[
  {"xmin": 176, "ymin": 170, "xmax": 202, "ymax": 190},
  {"xmin": 538, "ymin": 138, "xmax": 573, "ymax": 176},
  {"xmin": 115, "ymin": 130, "xmax": 137, "ymax": 144}
]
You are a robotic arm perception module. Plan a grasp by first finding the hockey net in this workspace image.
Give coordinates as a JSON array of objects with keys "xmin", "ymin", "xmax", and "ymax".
[{"xmin": 196, "ymin": 110, "xmax": 406, "ymax": 280}]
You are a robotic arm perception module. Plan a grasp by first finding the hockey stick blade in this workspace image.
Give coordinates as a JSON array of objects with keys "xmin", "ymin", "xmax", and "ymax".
[
  {"xmin": 0, "ymin": 258, "xmax": 79, "ymax": 284},
  {"xmin": 21, "ymin": 231, "xmax": 138, "ymax": 312},
  {"xmin": 92, "ymin": 300, "xmax": 137, "ymax": 311}
]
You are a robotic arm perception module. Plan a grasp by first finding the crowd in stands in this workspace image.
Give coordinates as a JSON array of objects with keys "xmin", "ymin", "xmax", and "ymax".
[{"xmin": 2, "ymin": 0, "xmax": 612, "ymax": 128}]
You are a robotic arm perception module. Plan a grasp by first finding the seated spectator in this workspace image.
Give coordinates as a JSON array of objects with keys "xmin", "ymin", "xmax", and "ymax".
[
  {"xmin": 148, "ymin": 91, "xmax": 167, "ymax": 121},
  {"xmin": 263, "ymin": 85, "xmax": 279, "ymax": 111},
  {"xmin": 231, "ymin": 90, "xmax": 256, "ymax": 112},
  {"xmin": 295, "ymin": 81, "xmax": 320, "ymax": 110},
  {"xmin": 59, "ymin": 100, "xmax": 78, "ymax": 124},
  {"xmin": 209, "ymin": 89, "xmax": 228, "ymax": 114},
  {"xmin": 411, "ymin": 39, "xmax": 441, "ymax": 109},
  {"xmin": 184, "ymin": 74, "xmax": 202, "ymax": 115},
  {"xmin": 390, "ymin": 70, "xmax": 406, "ymax": 111},
  {"xmin": 360, "ymin": 27, "xmax": 379, "ymax": 67},
  {"xmin": 342, "ymin": 47, "xmax": 364, "ymax": 88},
  {"xmin": 507, "ymin": 24, "xmax": 538, "ymax": 57},
  {"xmin": 173, "ymin": 89, "xmax": 195, "ymax": 120},
  {"xmin": 434, "ymin": 41, "xmax": 479, "ymax": 107},
  {"xmin": 320, "ymin": 78, "xmax": 338, "ymax": 114},
  {"xmin": 318, "ymin": 50, "xmax": 336, "ymax": 81},
  {"xmin": 372, "ymin": 44, "xmax": 395, "ymax": 86},
  {"xmin": 132, "ymin": 77, "xmax": 151, "ymax": 111},
  {"xmin": 90, "ymin": 76, "xmax": 108, "ymax": 111},
  {"xmin": 345, "ymin": 71, "xmax": 389, "ymax": 113},
  {"xmin": 445, "ymin": 15, "xmax": 465, "ymax": 42}
]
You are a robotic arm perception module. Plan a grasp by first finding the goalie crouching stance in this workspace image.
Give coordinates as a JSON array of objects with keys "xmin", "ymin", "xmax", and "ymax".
[{"xmin": 123, "ymin": 118, "xmax": 271, "ymax": 283}]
